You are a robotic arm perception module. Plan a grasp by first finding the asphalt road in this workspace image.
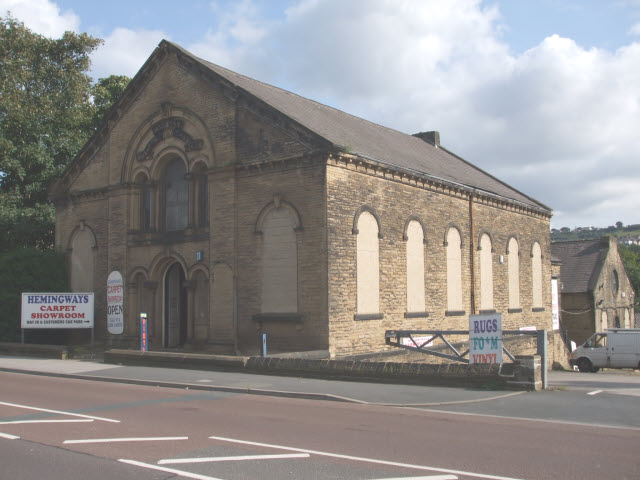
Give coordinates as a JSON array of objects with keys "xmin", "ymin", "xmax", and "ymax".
[{"xmin": 1, "ymin": 371, "xmax": 638, "ymax": 480}]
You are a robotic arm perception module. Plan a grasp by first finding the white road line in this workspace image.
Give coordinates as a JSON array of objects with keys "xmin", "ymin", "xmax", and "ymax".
[
  {"xmin": 587, "ymin": 390, "xmax": 603, "ymax": 396},
  {"xmin": 208, "ymin": 435, "xmax": 524, "ymax": 480},
  {"xmin": 119, "ymin": 459, "xmax": 224, "ymax": 480},
  {"xmin": 0, "ymin": 401, "xmax": 119, "ymax": 423},
  {"xmin": 0, "ymin": 432, "xmax": 20, "ymax": 439},
  {"xmin": 375, "ymin": 476, "xmax": 458, "ymax": 480},
  {"xmin": 64, "ymin": 436, "xmax": 188, "ymax": 444},
  {"xmin": 0, "ymin": 419, "xmax": 94, "ymax": 425},
  {"xmin": 158, "ymin": 453, "xmax": 310, "ymax": 465}
]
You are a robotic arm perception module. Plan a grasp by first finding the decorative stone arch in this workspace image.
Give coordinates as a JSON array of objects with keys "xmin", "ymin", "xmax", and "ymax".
[
  {"xmin": 148, "ymin": 251, "xmax": 190, "ymax": 282},
  {"xmin": 121, "ymin": 104, "xmax": 215, "ymax": 184},
  {"xmin": 476, "ymin": 229, "xmax": 495, "ymax": 252},
  {"xmin": 131, "ymin": 166, "xmax": 151, "ymax": 184},
  {"xmin": 530, "ymin": 239, "xmax": 545, "ymax": 259},
  {"xmin": 187, "ymin": 263, "xmax": 210, "ymax": 282},
  {"xmin": 127, "ymin": 266, "xmax": 150, "ymax": 284},
  {"xmin": 352, "ymin": 205, "xmax": 383, "ymax": 239},
  {"xmin": 506, "ymin": 234, "xmax": 520, "ymax": 255},
  {"xmin": 443, "ymin": 223, "xmax": 464, "ymax": 247},
  {"xmin": 402, "ymin": 215, "xmax": 427, "ymax": 244},
  {"xmin": 149, "ymin": 146, "xmax": 190, "ymax": 181},
  {"xmin": 255, "ymin": 195, "xmax": 303, "ymax": 234}
]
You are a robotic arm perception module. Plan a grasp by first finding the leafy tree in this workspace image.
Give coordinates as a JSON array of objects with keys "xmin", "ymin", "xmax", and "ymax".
[
  {"xmin": 0, "ymin": 248, "xmax": 68, "ymax": 341},
  {"xmin": 0, "ymin": 16, "xmax": 130, "ymax": 252},
  {"xmin": 619, "ymin": 244, "xmax": 640, "ymax": 311}
]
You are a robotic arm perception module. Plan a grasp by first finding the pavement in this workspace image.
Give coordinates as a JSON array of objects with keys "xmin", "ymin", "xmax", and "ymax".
[
  {"xmin": 1, "ymin": 353, "xmax": 639, "ymax": 409},
  {"xmin": 0, "ymin": 354, "xmax": 528, "ymax": 407}
]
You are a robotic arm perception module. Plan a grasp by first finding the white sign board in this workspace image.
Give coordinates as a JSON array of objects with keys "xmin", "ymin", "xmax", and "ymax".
[
  {"xmin": 401, "ymin": 335, "xmax": 434, "ymax": 348},
  {"xmin": 107, "ymin": 271, "xmax": 124, "ymax": 335},
  {"xmin": 551, "ymin": 278, "xmax": 560, "ymax": 330},
  {"xmin": 21, "ymin": 293, "xmax": 94, "ymax": 329},
  {"xmin": 469, "ymin": 313, "xmax": 503, "ymax": 364}
]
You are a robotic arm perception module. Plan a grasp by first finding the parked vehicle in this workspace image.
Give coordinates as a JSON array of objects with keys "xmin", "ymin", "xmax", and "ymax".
[{"xmin": 570, "ymin": 329, "xmax": 640, "ymax": 373}]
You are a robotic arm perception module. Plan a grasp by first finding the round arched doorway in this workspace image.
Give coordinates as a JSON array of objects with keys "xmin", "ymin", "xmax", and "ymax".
[{"xmin": 164, "ymin": 262, "xmax": 187, "ymax": 347}]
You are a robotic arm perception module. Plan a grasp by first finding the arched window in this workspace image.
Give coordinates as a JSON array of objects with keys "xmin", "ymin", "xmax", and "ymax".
[
  {"xmin": 70, "ymin": 227, "xmax": 96, "ymax": 292},
  {"xmin": 531, "ymin": 242, "xmax": 543, "ymax": 309},
  {"xmin": 193, "ymin": 163, "xmax": 209, "ymax": 228},
  {"xmin": 508, "ymin": 237, "xmax": 520, "ymax": 310},
  {"xmin": 479, "ymin": 233, "xmax": 494, "ymax": 311},
  {"xmin": 163, "ymin": 159, "xmax": 188, "ymax": 231},
  {"xmin": 357, "ymin": 211, "xmax": 380, "ymax": 315},
  {"xmin": 406, "ymin": 220, "xmax": 425, "ymax": 313},
  {"xmin": 261, "ymin": 205, "xmax": 298, "ymax": 314},
  {"xmin": 134, "ymin": 172, "xmax": 153, "ymax": 232},
  {"xmin": 446, "ymin": 227, "xmax": 463, "ymax": 312}
]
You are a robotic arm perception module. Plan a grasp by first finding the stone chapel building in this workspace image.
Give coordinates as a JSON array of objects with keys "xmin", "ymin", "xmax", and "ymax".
[{"xmin": 51, "ymin": 41, "xmax": 554, "ymax": 357}]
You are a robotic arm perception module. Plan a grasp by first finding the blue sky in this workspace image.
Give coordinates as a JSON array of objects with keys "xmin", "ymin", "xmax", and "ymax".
[{"xmin": 3, "ymin": 0, "xmax": 640, "ymax": 229}]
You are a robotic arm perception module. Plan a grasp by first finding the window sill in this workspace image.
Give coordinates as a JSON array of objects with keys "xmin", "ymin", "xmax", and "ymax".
[
  {"xmin": 532, "ymin": 307, "xmax": 545, "ymax": 312},
  {"xmin": 445, "ymin": 310, "xmax": 466, "ymax": 317},
  {"xmin": 404, "ymin": 311, "xmax": 429, "ymax": 319},
  {"xmin": 478, "ymin": 309, "xmax": 497, "ymax": 314},
  {"xmin": 508, "ymin": 308, "xmax": 523, "ymax": 313},
  {"xmin": 354, "ymin": 313, "xmax": 384, "ymax": 321},
  {"xmin": 253, "ymin": 313, "xmax": 302, "ymax": 324}
]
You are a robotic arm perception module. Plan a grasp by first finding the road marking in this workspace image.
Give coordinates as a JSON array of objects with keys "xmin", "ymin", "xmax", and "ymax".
[
  {"xmin": 119, "ymin": 459, "xmax": 224, "ymax": 480},
  {"xmin": 587, "ymin": 390, "xmax": 603, "ymax": 396},
  {"xmin": 208, "ymin": 435, "xmax": 524, "ymax": 480},
  {"xmin": 0, "ymin": 401, "xmax": 119, "ymax": 423},
  {"xmin": 158, "ymin": 453, "xmax": 310, "ymax": 464},
  {"xmin": 0, "ymin": 419, "xmax": 94, "ymax": 425},
  {"xmin": 64, "ymin": 436, "xmax": 188, "ymax": 444},
  {"xmin": 0, "ymin": 432, "xmax": 20, "ymax": 439},
  {"xmin": 376, "ymin": 476, "xmax": 457, "ymax": 480}
]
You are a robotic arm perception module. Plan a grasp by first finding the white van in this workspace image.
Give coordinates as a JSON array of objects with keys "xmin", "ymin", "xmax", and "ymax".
[{"xmin": 570, "ymin": 329, "xmax": 640, "ymax": 373}]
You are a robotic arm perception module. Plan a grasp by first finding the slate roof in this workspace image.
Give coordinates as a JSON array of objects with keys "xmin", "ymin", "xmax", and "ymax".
[
  {"xmin": 551, "ymin": 240, "xmax": 607, "ymax": 293},
  {"xmin": 166, "ymin": 41, "xmax": 550, "ymax": 213}
]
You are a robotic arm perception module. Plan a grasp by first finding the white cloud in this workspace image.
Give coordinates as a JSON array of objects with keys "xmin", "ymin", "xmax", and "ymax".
[
  {"xmin": 89, "ymin": 27, "xmax": 167, "ymax": 79},
  {"xmin": 630, "ymin": 22, "xmax": 640, "ymax": 36},
  {"xmin": 193, "ymin": 0, "xmax": 638, "ymax": 229},
  {"xmin": 0, "ymin": 0, "xmax": 79, "ymax": 37}
]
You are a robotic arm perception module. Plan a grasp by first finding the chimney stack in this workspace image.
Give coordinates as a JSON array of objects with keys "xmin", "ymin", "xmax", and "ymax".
[{"xmin": 413, "ymin": 131, "xmax": 440, "ymax": 147}]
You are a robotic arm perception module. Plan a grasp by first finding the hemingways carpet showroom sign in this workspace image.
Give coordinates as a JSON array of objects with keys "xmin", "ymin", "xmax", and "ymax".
[
  {"xmin": 469, "ymin": 313, "xmax": 503, "ymax": 364},
  {"xmin": 107, "ymin": 271, "xmax": 124, "ymax": 335},
  {"xmin": 21, "ymin": 293, "xmax": 94, "ymax": 329}
]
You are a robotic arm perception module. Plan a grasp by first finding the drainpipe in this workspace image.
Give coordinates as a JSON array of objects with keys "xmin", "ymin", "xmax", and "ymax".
[{"xmin": 469, "ymin": 193, "xmax": 476, "ymax": 314}]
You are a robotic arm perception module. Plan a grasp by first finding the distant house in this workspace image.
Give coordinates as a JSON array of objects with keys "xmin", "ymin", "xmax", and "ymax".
[{"xmin": 551, "ymin": 237, "xmax": 636, "ymax": 345}]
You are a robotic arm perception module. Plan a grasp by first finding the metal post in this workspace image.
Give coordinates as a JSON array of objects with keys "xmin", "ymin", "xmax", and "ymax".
[
  {"xmin": 21, "ymin": 329, "xmax": 24, "ymax": 345},
  {"xmin": 261, "ymin": 333, "xmax": 267, "ymax": 357},
  {"xmin": 537, "ymin": 329, "xmax": 548, "ymax": 389}
]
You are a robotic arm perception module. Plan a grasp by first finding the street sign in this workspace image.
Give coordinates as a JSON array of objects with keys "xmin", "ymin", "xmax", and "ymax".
[
  {"xmin": 140, "ymin": 313, "xmax": 148, "ymax": 351},
  {"xmin": 21, "ymin": 293, "xmax": 94, "ymax": 329},
  {"xmin": 469, "ymin": 313, "xmax": 503, "ymax": 364}
]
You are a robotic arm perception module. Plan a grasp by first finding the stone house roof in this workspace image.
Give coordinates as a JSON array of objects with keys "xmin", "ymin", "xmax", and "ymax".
[
  {"xmin": 54, "ymin": 40, "xmax": 551, "ymax": 216},
  {"xmin": 551, "ymin": 239, "xmax": 608, "ymax": 293}
]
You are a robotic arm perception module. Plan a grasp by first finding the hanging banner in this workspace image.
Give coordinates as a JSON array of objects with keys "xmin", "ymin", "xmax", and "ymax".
[
  {"xmin": 107, "ymin": 271, "xmax": 124, "ymax": 335},
  {"xmin": 551, "ymin": 278, "xmax": 560, "ymax": 330},
  {"xmin": 140, "ymin": 313, "xmax": 148, "ymax": 351},
  {"xmin": 21, "ymin": 293, "xmax": 94, "ymax": 329},
  {"xmin": 469, "ymin": 313, "xmax": 503, "ymax": 364}
]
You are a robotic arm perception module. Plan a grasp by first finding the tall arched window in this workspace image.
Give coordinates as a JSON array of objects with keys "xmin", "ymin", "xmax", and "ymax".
[
  {"xmin": 406, "ymin": 220, "xmax": 425, "ymax": 313},
  {"xmin": 357, "ymin": 211, "xmax": 380, "ymax": 315},
  {"xmin": 531, "ymin": 242, "xmax": 543, "ymax": 309},
  {"xmin": 163, "ymin": 159, "xmax": 188, "ymax": 231},
  {"xmin": 70, "ymin": 227, "xmax": 96, "ymax": 292},
  {"xmin": 446, "ymin": 227, "xmax": 463, "ymax": 313},
  {"xmin": 479, "ymin": 233, "xmax": 494, "ymax": 312},
  {"xmin": 508, "ymin": 237, "xmax": 520, "ymax": 310},
  {"xmin": 261, "ymin": 205, "xmax": 298, "ymax": 314}
]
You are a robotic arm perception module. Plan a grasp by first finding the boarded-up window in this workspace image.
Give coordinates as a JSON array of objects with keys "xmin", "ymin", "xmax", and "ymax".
[
  {"xmin": 531, "ymin": 242, "xmax": 543, "ymax": 308},
  {"xmin": 70, "ymin": 228, "xmax": 95, "ymax": 292},
  {"xmin": 624, "ymin": 309, "xmax": 631, "ymax": 329},
  {"xmin": 479, "ymin": 234, "xmax": 494, "ymax": 311},
  {"xmin": 406, "ymin": 220, "xmax": 425, "ymax": 313},
  {"xmin": 601, "ymin": 310, "xmax": 608, "ymax": 331},
  {"xmin": 508, "ymin": 237, "xmax": 520, "ymax": 309},
  {"xmin": 446, "ymin": 228, "xmax": 463, "ymax": 312},
  {"xmin": 164, "ymin": 159, "xmax": 188, "ymax": 231},
  {"xmin": 357, "ymin": 211, "xmax": 380, "ymax": 314},
  {"xmin": 261, "ymin": 207, "xmax": 298, "ymax": 313}
]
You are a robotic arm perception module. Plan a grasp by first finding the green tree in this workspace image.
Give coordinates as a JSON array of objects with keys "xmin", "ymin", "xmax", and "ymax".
[
  {"xmin": 0, "ymin": 16, "xmax": 105, "ymax": 251},
  {"xmin": 619, "ymin": 244, "xmax": 640, "ymax": 311},
  {"xmin": 91, "ymin": 74, "xmax": 130, "ymax": 129}
]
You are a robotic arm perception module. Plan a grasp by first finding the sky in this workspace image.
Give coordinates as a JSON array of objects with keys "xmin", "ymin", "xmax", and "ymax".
[{"xmin": 2, "ymin": 0, "xmax": 640, "ymax": 230}]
